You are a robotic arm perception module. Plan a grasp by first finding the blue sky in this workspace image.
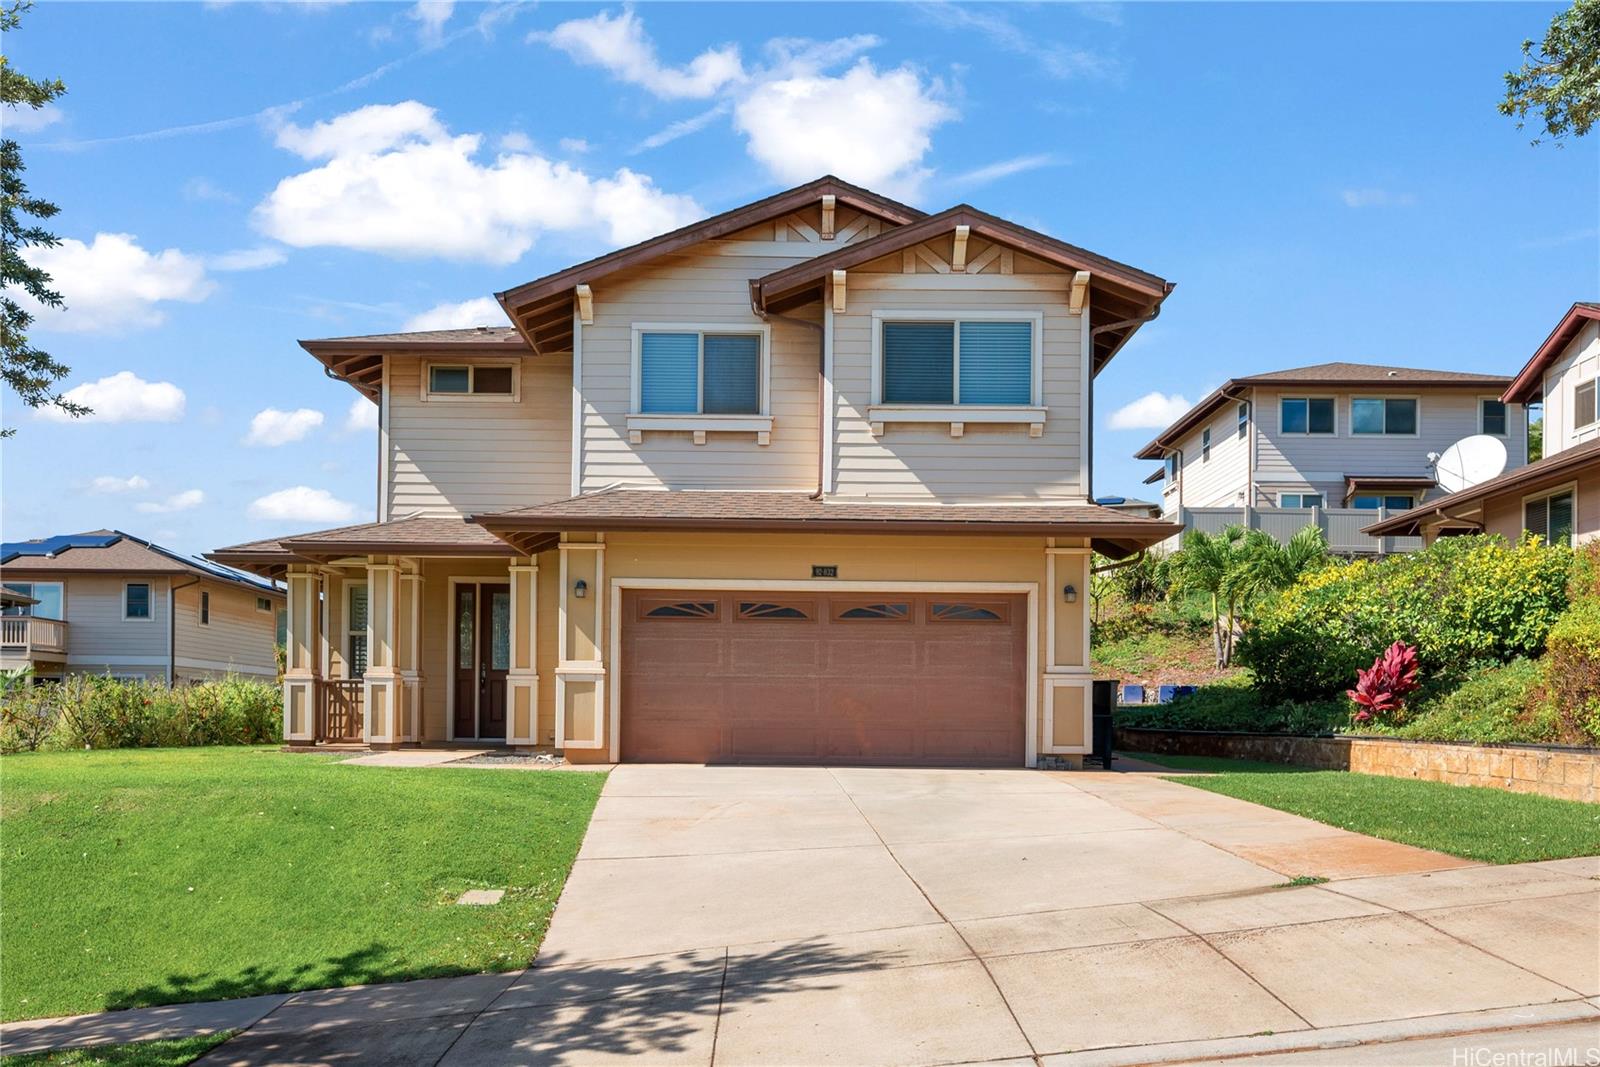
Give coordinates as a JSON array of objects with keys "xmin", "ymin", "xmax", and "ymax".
[{"xmin": 3, "ymin": 0, "xmax": 1595, "ymax": 557}]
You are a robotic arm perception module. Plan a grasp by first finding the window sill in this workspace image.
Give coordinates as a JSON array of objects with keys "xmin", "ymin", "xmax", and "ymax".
[
  {"xmin": 866, "ymin": 405, "xmax": 1047, "ymax": 438},
  {"xmin": 626, "ymin": 413, "xmax": 773, "ymax": 446}
]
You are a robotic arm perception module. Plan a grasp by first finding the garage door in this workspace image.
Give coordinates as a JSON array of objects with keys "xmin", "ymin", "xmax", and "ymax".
[{"xmin": 620, "ymin": 590, "xmax": 1027, "ymax": 766}]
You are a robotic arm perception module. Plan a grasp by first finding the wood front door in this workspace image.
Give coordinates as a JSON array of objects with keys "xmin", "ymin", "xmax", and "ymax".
[{"xmin": 453, "ymin": 583, "xmax": 509, "ymax": 740}]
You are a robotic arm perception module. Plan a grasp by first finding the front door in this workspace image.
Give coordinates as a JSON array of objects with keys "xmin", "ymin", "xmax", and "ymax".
[{"xmin": 453, "ymin": 583, "xmax": 509, "ymax": 740}]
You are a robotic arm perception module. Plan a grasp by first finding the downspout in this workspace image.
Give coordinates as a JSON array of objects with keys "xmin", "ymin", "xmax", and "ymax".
[
  {"xmin": 752, "ymin": 292, "xmax": 827, "ymax": 499},
  {"xmin": 168, "ymin": 577, "xmax": 200, "ymax": 686}
]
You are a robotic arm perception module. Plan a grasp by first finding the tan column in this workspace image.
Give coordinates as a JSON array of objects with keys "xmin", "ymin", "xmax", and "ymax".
[
  {"xmin": 507, "ymin": 558, "xmax": 540, "ymax": 746},
  {"xmin": 282, "ymin": 565, "xmax": 322, "ymax": 745},
  {"xmin": 397, "ymin": 571, "xmax": 423, "ymax": 743},
  {"xmin": 363, "ymin": 557, "xmax": 402, "ymax": 745},
  {"xmin": 1043, "ymin": 543, "xmax": 1093, "ymax": 764},
  {"xmin": 555, "ymin": 535, "xmax": 605, "ymax": 755}
]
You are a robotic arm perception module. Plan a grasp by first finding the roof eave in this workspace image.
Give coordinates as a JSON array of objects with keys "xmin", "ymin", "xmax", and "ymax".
[{"xmin": 1503, "ymin": 304, "xmax": 1600, "ymax": 404}]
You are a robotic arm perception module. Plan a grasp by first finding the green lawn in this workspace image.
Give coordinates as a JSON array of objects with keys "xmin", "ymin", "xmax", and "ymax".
[
  {"xmin": 1128, "ymin": 752, "xmax": 1600, "ymax": 864},
  {"xmin": 0, "ymin": 1033, "xmax": 232, "ymax": 1067},
  {"xmin": 1, "ymin": 748, "xmax": 605, "ymax": 1022}
]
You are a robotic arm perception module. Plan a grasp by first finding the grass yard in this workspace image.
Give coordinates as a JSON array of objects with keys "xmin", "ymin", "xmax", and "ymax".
[
  {"xmin": 0, "ymin": 748, "xmax": 605, "ymax": 1022},
  {"xmin": 0, "ymin": 1033, "xmax": 232, "ymax": 1067},
  {"xmin": 1127, "ymin": 752, "xmax": 1600, "ymax": 864}
]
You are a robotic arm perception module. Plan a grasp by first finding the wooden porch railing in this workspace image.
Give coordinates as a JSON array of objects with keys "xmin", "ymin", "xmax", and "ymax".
[
  {"xmin": 0, "ymin": 617, "xmax": 68, "ymax": 656},
  {"xmin": 316, "ymin": 679, "xmax": 365, "ymax": 744}
]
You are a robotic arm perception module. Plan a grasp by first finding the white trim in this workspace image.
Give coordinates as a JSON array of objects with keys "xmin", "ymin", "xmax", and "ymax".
[
  {"xmin": 606, "ymin": 577, "xmax": 1039, "ymax": 767},
  {"xmin": 571, "ymin": 309, "xmax": 584, "ymax": 496},
  {"xmin": 1522, "ymin": 480, "xmax": 1579, "ymax": 546},
  {"xmin": 419, "ymin": 359, "xmax": 522, "ymax": 403},
  {"xmin": 629, "ymin": 322, "xmax": 773, "ymax": 424},
  {"xmin": 869, "ymin": 309, "xmax": 1044, "ymax": 409},
  {"xmin": 1043, "ymin": 675, "xmax": 1094, "ymax": 755},
  {"xmin": 378, "ymin": 355, "xmax": 390, "ymax": 521},
  {"xmin": 823, "ymin": 292, "xmax": 836, "ymax": 495},
  {"xmin": 1347, "ymin": 394, "xmax": 1421, "ymax": 438},
  {"xmin": 123, "ymin": 580, "xmax": 155, "ymax": 622},
  {"xmin": 1478, "ymin": 395, "xmax": 1511, "ymax": 438}
]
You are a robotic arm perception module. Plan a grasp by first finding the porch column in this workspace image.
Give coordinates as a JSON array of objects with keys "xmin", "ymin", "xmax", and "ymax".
[
  {"xmin": 282, "ymin": 565, "xmax": 322, "ymax": 745},
  {"xmin": 396, "ymin": 569, "xmax": 423, "ymax": 743},
  {"xmin": 556, "ymin": 534, "xmax": 606, "ymax": 756},
  {"xmin": 1042, "ymin": 542, "xmax": 1093, "ymax": 769},
  {"xmin": 507, "ymin": 557, "xmax": 539, "ymax": 747},
  {"xmin": 363, "ymin": 556, "xmax": 403, "ymax": 745}
]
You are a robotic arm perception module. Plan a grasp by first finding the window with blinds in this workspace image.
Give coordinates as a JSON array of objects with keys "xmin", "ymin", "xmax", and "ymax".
[
  {"xmin": 881, "ymin": 319, "xmax": 1033, "ymax": 405},
  {"xmin": 639, "ymin": 331, "xmax": 762, "ymax": 415},
  {"xmin": 1524, "ymin": 490, "xmax": 1575, "ymax": 546}
]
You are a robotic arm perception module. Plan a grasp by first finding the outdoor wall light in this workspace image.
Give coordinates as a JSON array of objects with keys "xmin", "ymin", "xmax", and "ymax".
[
  {"xmin": 574, "ymin": 579, "xmax": 588, "ymax": 599},
  {"xmin": 1063, "ymin": 584, "xmax": 1078, "ymax": 603}
]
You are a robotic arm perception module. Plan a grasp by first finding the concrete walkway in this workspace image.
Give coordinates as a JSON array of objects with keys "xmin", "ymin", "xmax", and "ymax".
[{"xmin": 6, "ymin": 767, "xmax": 1597, "ymax": 1065}]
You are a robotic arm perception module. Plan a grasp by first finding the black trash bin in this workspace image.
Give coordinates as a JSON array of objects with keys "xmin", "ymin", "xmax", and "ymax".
[{"xmin": 1090, "ymin": 679, "xmax": 1116, "ymax": 769}]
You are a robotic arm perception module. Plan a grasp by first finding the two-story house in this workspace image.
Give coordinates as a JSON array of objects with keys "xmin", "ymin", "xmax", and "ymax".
[
  {"xmin": 210, "ymin": 176, "xmax": 1179, "ymax": 767},
  {"xmin": 1, "ymin": 530, "xmax": 284, "ymax": 683},
  {"xmin": 1133, "ymin": 362, "xmax": 1528, "ymax": 552},
  {"xmin": 1367, "ymin": 303, "xmax": 1600, "ymax": 546}
]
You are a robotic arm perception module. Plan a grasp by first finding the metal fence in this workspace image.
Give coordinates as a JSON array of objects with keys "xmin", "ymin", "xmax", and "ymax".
[{"xmin": 1172, "ymin": 506, "xmax": 1423, "ymax": 555}]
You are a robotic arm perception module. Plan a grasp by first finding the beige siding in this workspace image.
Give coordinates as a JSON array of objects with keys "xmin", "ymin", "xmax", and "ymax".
[
  {"xmin": 576, "ymin": 210, "xmax": 875, "ymax": 493},
  {"xmin": 173, "ymin": 581, "xmax": 281, "ymax": 678},
  {"xmin": 1164, "ymin": 401, "xmax": 1250, "ymax": 513},
  {"xmin": 1253, "ymin": 387, "xmax": 1527, "ymax": 507},
  {"xmin": 386, "ymin": 353, "xmax": 572, "ymax": 518},
  {"xmin": 831, "ymin": 241, "xmax": 1085, "ymax": 501},
  {"xmin": 1475, "ymin": 465, "xmax": 1600, "ymax": 546},
  {"xmin": 48, "ymin": 574, "xmax": 171, "ymax": 674},
  {"xmin": 1541, "ymin": 319, "xmax": 1600, "ymax": 457}
]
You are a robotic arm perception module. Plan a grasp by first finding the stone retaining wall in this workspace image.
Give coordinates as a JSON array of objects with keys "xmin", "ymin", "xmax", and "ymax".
[{"xmin": 1115, "ymin": 726, "xmax": 1600, "ymax": 804}]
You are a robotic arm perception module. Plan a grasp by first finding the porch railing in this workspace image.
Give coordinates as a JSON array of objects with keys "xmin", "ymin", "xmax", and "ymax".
[
  {"xmin": 316, "ymin": 679, "xmax": 365, "ymax": 744},
  {"xmin": 1175, "ymin": 506, "xmax": 1425, "ymax": 555},
  {"xmin": 0, "ymin": 617, "xmax": 68, "ymax": 656}
]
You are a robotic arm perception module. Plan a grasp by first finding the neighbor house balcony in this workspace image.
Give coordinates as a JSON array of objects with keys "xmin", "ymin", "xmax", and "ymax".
[
  {"xmin": 1171, "ymin": 506, "xmax": 1424, "ymax": 555},
  {"xmin": 0, "ymin": 616, "xmax": 68, "ymax": 665}
]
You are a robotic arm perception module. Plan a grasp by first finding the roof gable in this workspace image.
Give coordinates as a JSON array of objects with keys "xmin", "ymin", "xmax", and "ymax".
[
  {"xmin": 3, "ymin": 530, "xmax": 281, "ymax": 592},
  {"xmin": 1503, "ymin": 302, "xmax": 1600, "ymax": 404}
]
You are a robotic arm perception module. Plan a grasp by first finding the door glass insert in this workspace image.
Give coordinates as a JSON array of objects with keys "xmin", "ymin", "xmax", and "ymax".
[
  {"xmin": 930, "ymin": 602, "xmax": 1006, "ymax": 622},
  {"xmin": 643, "ymin": 601, "xmax": 718, "ymax": 619},
  {"xmin": 738, "ymin": 601, "xmax": 812, "ymax": 620},
  {"xmin": 457, "ymin": 588, "xmax": 476, "ymax": 663},
  {"xmin": 490, "ymin": 590, "xmax": 510, "ymax": 671},
  {"xmin": 836, "ymin": 602, "xmax": 910, "ymax": 621}
]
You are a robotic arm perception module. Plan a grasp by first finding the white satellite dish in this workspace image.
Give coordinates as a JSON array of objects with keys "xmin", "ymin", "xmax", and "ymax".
[{"xmin": 1432, "ymin": 435, "xmax": 1508, "ymax": 494}]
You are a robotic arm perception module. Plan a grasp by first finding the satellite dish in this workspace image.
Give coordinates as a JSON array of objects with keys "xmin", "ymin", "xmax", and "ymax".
[{"xmin": 1433, "ymin": 435, "xmax": 1507, "ymax": 494}]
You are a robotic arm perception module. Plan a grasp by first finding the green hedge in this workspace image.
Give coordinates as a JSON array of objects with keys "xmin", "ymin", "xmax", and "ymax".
[
  {"xmin": 1237, "ymin": 536, "xmax": 1572, "ymax": 704},
  {"xmin": 0, "ymin": 674, "xmax": 281, "ymax": 753},
  {"xmin": 1115, "ymin": 679, "xmax": 1347, "ymax": 735}
]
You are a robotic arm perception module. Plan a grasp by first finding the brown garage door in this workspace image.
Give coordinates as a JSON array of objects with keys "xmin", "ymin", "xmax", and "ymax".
[{"xmin": 620, "ymin": 590, "xmax": 1027, "ymax": 766}]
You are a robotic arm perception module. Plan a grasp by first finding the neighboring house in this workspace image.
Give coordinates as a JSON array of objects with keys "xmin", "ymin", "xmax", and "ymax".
[
  {"xmin": 1133, "ymin": 362, "xmax": 1529, "ymax": 553},
  {"xmin": 211, "ymin": 175, "xmax": 1179, "ymax": 767},
  {"xmin": 1093, "ymin": 496, "xmax": 1163, "ymax": 519},
  {"xmin": 1367, "ymin": 303, "xmax": 1600, "ymax": 546},
  {"xmin": 1, "ymin": 531, "xmax": 285, "ymax": 684}
]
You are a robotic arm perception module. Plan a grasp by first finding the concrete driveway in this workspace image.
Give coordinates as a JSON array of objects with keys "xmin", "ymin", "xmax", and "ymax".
[{"xmin": 164, "ymin": 765, "xmax": 1599, "ymax": 1064}]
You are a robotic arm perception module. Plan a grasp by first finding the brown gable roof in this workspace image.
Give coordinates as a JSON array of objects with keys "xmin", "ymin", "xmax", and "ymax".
[
  {"xmin": 209, "ymin": 517, "xmax": 510, "ymax": 575},
  {"xmin": 300, "ymin": 327, "xmax": 530, "ymax": 402},
  {"xmin": 496, "ymin": 175, "xmax": 926, "ymax": 356},
  {"xmin": 750, "ymin": 204, "xmax": 1174, "ymax": 374},
  {"xmin": 471, "ymin": 489, "xmax": 1180, "ymax": 559},
  {"xmin": 1502, "ymin": 302, "xmax": 1600, "ymax": 404},
  {"xmin": 1362, "ymin": 435, "xmax": 1600, "ymax": 537},
  {"xmin": 1134, "ymin": 362, "xmax": 1515, "ymax": 460}
]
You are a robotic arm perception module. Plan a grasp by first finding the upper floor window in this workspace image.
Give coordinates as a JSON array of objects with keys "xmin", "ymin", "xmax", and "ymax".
[
  {"xmin": 1480, "ymin": 399, "xmax": 1508, "ymax": 437},
  {"xmin": 635, "ymin": 328, "xmax": 765, "ymax": 415},
  {"xmin": 424, "ymin": 362, "xmax": 517, "ymax": 401},
  {"xmin": 1351, "ymin": 397, "xmax": 1417, "ymax": 436},
  {"xmin": 125, "ymin": 582, "xmax": 152, "ymax": 621},
  {"xmin": 1236, "ymin": 401, "xmax": 1249, "ymax": 440},
  {"xmin": 1201, "ymin": 427, "xmax": 1211, "ymax": 462},
  {"xmin": 2, "ymin": 581, "xmax": 63, "ymax": 620},
  {"xmin": 1164, "ymin": 453, "xmax": 1179, "ymax": 483},
  {"xmin": 256, "ymin": 596, "xmax": 273, "ymax": 614},
  {"xmin": 1351, "ymin": 494, "xmax": 1414, "ymax": 511},
  {"xmin": 200, "ymin": 591, "xmax": 210, "ymax": 626},
  {"xmin": 1575, "ymin": 380, "xmax": 1597, "ymax": 429},
  {"xmin": 1280, "ymin": 397, "xmax": 1334, "ymax": 435},
  {"xmin": 1525, "ymin": 489, "xmax": 1575, "ymax": 546},
  {"xmin": 877, "ymin": 315, "xmax": 1039, "ymax": 407},
  {"xmin": 1278, "ymin": 492, "xmax": 1325, "ymax": 508}
]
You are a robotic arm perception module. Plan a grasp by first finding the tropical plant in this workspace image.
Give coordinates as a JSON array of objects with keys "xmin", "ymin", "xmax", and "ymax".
[
  {"xmin": 1500, "ymin": 0, "xmax": 1600, "ymax": 144},
  {"xmin": 1166, "ymin": 525, "xmax": 1329, "ymax": 668},
  {"xmin": 1348, "ymin": 641, "xmax": 1422, "ymax": 723}
]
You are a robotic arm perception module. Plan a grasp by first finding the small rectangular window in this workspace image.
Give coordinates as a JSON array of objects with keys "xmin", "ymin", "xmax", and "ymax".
[
  {"xmin": 1351, "ymin": 397, "xmax": 1417, "ymax": 435},
  {"xmin": 256, "ymin": 596, "xmax": 273, "ymax": 613},
  {"xmin": 882, "ymin": 322, "xmax": 955, "ymax": 404},
  {"xmin": 639, "ymin": 330, "xmax": 763, "ymax": 415},
  {"xmin": 1351, "ymin": 494, "xmax": 1415, "ymax": 510},
  {"xmin": 1575, "ymin": 381, "xmax": 1597, "ymax": 429},
  {"xmin": 1525, "ymin": 490, "xmax": 1576, "ymax": 546},
  {"xmin": 348, "ymin": 583, "xmax": 369, "ymax": 678},
  {"xmin": 429, "ymin": 366, "xmax": 470, "ymax": 393},
  {"xmin": 1280, "ymin": 398, "xmax": 1334, "ymax": 435},
  {"xmin": 1481, "ymin": 399, "xmax": 1508, "ymax": 436},
  {"xmin": 427, "ymin": 364, "xmax": 515, "ymax": 398},
  {"xmin": 125, "ymin": 582, "xmax": 151, "ymax": 620},
  {"xmin": 881, "ymin": 318, "xmax": 1034, "ymax": 406},
  {"xmin": 276, "ymin": 608, "xmax": 287, "ymax": 647},
  {"xmin": 200, "ymin": 591, "xmax": 210, "ymax": 626},
  {"xmin": 1237, "ymin": 401, "xmax": 1249, "ymax": 440},
  {"xmin": 1164, "ymin": 454, "xmax": 1179, "ymax": 483},
  {"xmin": 1201, "ymin": 427, "xmax": 1211, "ymax": 462},
  {"xmin": 1278, "ymin": 493, "xmax": 1325, "ymax": 508}
]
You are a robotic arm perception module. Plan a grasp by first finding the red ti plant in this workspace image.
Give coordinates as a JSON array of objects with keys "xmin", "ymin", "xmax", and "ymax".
[{"xmin": 1347, "ymin": 641, "xmax": 1421, "ymax": 723}]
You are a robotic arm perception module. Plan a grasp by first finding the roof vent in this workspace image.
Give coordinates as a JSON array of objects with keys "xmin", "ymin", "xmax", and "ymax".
[
  {"xmin": 476, "ymin": 325, "xmax": 489, "ymax": 333},
  {"xmin": 1387, "ymin": 370, "xmax": 1398, "ymax": 377}
]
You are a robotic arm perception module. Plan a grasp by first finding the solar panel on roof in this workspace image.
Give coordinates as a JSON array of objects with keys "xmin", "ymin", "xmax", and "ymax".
[{"xmin": 0, "ymin": 532, "xmax": 121, "ymax": 560}]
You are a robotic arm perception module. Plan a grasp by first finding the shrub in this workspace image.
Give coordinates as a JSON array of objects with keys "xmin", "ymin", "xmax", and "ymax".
[
  {"xmin": 1543, "ymin": 597, "xmax": 1600, "ymax": 743},
  {"xmin": 1347, "ymin": 642, "xmax": 1421, "ymax": 724},
  {"xmin": 1386, "ymin": 659, "xmax": 1564, "ymax": 745},
  {"xmin": 0, "ymin": 674, "xmax": 281, "ymax": 752},
  {"xmin": 1116, "ymin": 679, "xmax": 1348, "ymax": 735},
  {"xmin": 1238, "ymin": 535, "xmax": 1572, "ymax": 703}
]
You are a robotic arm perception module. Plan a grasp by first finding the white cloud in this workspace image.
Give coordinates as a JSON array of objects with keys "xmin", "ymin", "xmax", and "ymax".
[
  {"xmin": 249, "ymin": 486, "xmax": 359, "ymax": 523},
  {"xmin": 534, "ymin": 8, "xmax": 744, "ymax": 99},
  {"xmin": 1340, "ymin": 188, "xmax": 1417, "ymax": 208},
  {"xmin": 244, "ymin": 407, "xmax": 325, "ymax": 446},
  {"xmin": 402, "ymin": 296, "xmax": 505, "ymax": 331},
  {"xmin": 255, "ymin": 102, "xmax": 703, "ymax": 263},
  {"xmin": 499, "ymin": 131, "xmax": 534, "ymax": 152},
  {"xmin": 1108, "ymin": 391, "xmax": 1193, "ymax": 430},
  {"xmin": 633, "ymin": 103, "xmax": 729, "ymax": 153},
  {"xmin": 208, "ymin": 247, "xmax": 288, "ymax": 271},
  {"xmin": 733, "ymin": 59, "xmax": 953, "ymax": 198},
  {"xmin": 559, "ymin": 137, "xmax": 592, "ymax": 154},
  {"xmin": 4, "ymin": 103, "xmax": 64, "ymax": 133},
  {"xmin": 919, "ymin": 4, "xmax": 1115, "ymax": 80},
  {"xmin": 945, "ymin": 153, "xmax": 1062, "ymax": 190},
  {"xmin": 182, "ymin": 177, "xmax": 238, "ymax": 203},
  {"xmin": 408, "ymin": 0, "xmax": 453, "ymax": 44},
  {"xmin": 39, "ymin": 371, "xmax": 186, "ymax": 424},
  {"xmin": 88, "ymin": 474, "xmax": 151, "ymax": 494},
  {"xmin": 343, "ymin": 396, "xmax": 379, "ymax": 433},
  {"xmin": 137, "ymin": 489, "xmax": 206, "ymax": 514},
  {"xmin": 16, "ymin": 233, "xmax": 214, "ymax": 334}
]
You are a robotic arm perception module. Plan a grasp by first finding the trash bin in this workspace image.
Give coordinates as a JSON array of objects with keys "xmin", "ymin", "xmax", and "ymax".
[{"xmin": 1091, "ymin": 679, "xmax": 1116, "ymax": 769}]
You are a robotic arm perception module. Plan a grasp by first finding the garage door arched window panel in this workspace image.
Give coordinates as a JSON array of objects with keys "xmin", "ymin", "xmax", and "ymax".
[
  {"xmin": 737, "ymin": 600, "xmax": 814, "ymax": 621},
  {"xmin": 639, "ymin": 599, "xmax": 720, "ymax": 620},
  {"xmin": 834, "ymin": 601, "xmax": 911, "ymax": 621},
  {"xmin": 929, "ymin": 601, "xmax": 1009, "ymax": 623}
]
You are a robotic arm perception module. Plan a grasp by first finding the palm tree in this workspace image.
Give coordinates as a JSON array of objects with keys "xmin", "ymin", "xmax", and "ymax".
[
  {"xmin": 1168, "ymin": 525, "xmax": 1330, "ymax": 667},
  {"xmin": 1235, "ymin": 525, "xmax": 1330, "ymax": 600}
]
